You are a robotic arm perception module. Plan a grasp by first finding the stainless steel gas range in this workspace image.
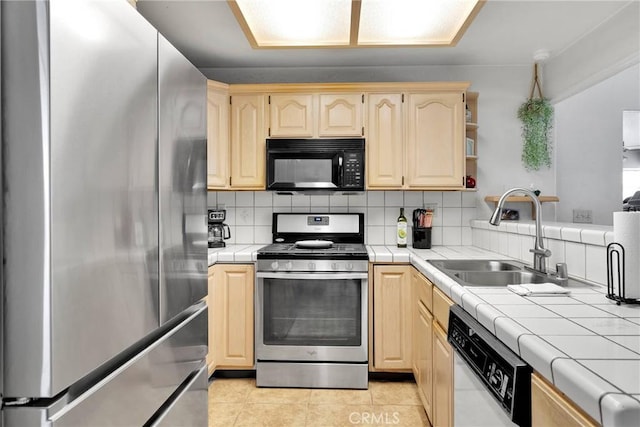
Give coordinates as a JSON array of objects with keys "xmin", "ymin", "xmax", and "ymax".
[{"xmin": 255, "ymin": 213, "xmax": 369, "ymax": 389}]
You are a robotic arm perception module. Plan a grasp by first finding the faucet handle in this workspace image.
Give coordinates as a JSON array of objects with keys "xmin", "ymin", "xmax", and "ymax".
[{"xmin": 529, "ymin": 248, "xmax": 551, "ymax": 257}]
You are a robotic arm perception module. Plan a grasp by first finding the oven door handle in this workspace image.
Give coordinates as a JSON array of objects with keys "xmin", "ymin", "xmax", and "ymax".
[{"xmin": 256, "ymin": 272, "xmax": 368, "ymax": 280}]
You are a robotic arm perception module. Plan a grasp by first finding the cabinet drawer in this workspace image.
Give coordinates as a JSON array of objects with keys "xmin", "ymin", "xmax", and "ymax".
[
  {"xmin": 413, "ymin": 268, "xmax": 433, "ymax": 312},
  {"xmin": 433, "ymin": 286, "xmax": 453, "ymax": 332}
]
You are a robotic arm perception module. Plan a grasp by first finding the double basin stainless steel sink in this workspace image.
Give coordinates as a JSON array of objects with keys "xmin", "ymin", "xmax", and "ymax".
[{"xmin": 427, "ymin": 259, "xmax": 592, "ymax": 288}]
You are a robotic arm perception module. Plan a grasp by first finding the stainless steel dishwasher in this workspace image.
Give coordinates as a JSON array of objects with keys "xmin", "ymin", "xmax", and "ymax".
[{"xmin": 448, "ymin": 305, "xmax": 532, "ymax": 427}]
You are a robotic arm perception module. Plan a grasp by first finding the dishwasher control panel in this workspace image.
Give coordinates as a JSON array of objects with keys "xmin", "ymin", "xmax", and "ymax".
[{"xmin": 448, "ymin": 305, "xmax": 532, "ymax": 427}]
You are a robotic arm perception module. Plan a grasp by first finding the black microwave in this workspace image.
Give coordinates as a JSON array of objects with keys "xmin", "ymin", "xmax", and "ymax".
[{"xmin": 266, "ymin": 138, "xmax": 365, "ymax": 193}]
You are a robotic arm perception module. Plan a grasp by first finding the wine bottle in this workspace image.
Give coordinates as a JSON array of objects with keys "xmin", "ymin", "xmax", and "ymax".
[{"xmin": 397, "ymin": 208, "xmax": 407, "ymax": 248}]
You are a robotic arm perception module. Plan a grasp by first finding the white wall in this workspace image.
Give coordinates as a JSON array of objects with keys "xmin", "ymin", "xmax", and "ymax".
[
  {"xmin": 554, "ymin": 63, "xmax": 640, "ymax": 225},
  {"xmin": 202, "ymin": 64, "xmax": 557, "ymax": 222}
]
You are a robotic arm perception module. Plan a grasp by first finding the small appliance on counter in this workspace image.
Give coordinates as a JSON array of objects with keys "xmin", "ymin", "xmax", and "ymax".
[
  {"xmin": 412, "ymin": 208, "xmax": 433, "ymax": 249},
  {"xmin": 208, "ymin": 209, "xmax": 231, "ymax": 248}
]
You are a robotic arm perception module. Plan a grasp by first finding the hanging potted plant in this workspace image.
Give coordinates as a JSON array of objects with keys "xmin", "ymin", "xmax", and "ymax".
[{"xmin": 518, "ymin": 63, "xmax": 553, "ymax": 171}]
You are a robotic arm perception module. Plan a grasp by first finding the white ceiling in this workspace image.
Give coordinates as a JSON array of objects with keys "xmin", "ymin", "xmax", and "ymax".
[{"xmin": 137, "ymin": 0, "xmax": 635, "ymax": 69}]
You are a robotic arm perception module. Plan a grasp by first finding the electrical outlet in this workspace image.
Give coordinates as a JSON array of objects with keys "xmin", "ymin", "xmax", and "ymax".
[
  {"xmin": 424, "ymin": 203, "xmax": 438, "ymax": 215},
  {"xmin": 573, "ymin": 209, "xmax": 593, "ymax": 224}
]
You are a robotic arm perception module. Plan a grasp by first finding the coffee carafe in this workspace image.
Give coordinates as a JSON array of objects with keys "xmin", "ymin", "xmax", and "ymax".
[{"xmin": 208, "ymin": 209, "xmax": 231, "ymax": 248}]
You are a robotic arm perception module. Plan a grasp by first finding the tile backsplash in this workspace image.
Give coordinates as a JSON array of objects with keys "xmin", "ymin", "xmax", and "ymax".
[{"xmin": 208, "ymin": 191, "xmax": 478, "ymax": 245}]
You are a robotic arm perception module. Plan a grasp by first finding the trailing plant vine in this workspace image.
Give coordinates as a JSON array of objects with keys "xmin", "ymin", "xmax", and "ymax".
[{"xmin": 518, "ymin": 64, "xmax": 553, "ymax": 171}]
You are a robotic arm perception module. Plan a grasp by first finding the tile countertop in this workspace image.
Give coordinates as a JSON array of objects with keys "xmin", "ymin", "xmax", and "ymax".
[{"xmin": 209, "ymin": 245, "xmax": 640, "ymax": 427}]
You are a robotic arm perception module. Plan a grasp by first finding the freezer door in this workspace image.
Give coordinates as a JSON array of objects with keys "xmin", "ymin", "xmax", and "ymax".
[
  {"xmin": 157, "ymin": 34, "xmax": 208, "ymax": 324},
  {"xmin": 149, "ymin": 366, "xmax": 208, "ymax": 427},
  {"xmin": 2, "ymin": 304, "xmax": 207, "ymax": 427},
  {"xmin": 2, "ymin": 0, "xmax": 160, "ymax": 398}
]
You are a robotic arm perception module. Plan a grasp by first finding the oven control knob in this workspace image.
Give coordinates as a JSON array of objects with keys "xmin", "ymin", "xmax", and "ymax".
[
  {"xmin": 285, "ymin": 261, "xmax": 293, "ymax": 271},
  {"xmin": 308, "ymin": 262, "xmax": 316, "ymax": 271},
  {"xmin": 346, "ymin": 263, "xmax": 354, "ymax": 271},
  {"xmin": 270, "ymin": 261, "xmax": 279, "ymax": 270},
  {"xmin": 331, "ymin": 262, "xmax": 339, "ymax": 270}
]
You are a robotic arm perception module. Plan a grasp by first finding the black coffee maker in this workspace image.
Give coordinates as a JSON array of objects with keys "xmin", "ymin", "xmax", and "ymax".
[{"xmin": 208, "ymin": 209, "xmax": 231, "ymax": 248}]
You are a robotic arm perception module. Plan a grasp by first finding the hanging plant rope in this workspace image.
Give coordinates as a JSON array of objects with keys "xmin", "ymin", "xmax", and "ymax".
[{"xmin": 518, "ymin": 63, "xmax": 554, "ymax": 171}]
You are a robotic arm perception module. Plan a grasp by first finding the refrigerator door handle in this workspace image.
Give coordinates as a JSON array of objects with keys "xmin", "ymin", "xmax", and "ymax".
[{"xmin": 145, "ymin": 366, "xmax": 208, "ymax": 427}]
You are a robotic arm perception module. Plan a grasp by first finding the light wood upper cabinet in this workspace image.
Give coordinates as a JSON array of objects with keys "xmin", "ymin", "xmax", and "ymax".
[
  {"xmin": 406, "ymin": 92, "xmax": 466, "ymax": 189},
  {"xmin": 267, "ymin": 92, "xmax": 363, "ymax": 138},
  {"xmin": 532, "ymin": 372, "xmax": 599, "ymax": 427},
  {"xmin": 230, "ymin": 94, "xmax": 266, "ymax": 189},
  {"xmin": 207, "ymin": 81, "xmax": 229, "ymax": 189},
  {"xmin": 212, "ymin": 264, "xmax": 255, "ymax": 369},
  {"xmin": 318, "ymin": 93, "xmax": 363, "ymax": 137},
  {"xmin": 366, "ymin": 93, "xmax": 404, "ymax": 188},
  {"xmin": 269, "ymin": 94, "xmax": 314, "ymax": 138},
  {"xmin": 373, "ymin": 265, "xmax": 412, "ymax": 371}
]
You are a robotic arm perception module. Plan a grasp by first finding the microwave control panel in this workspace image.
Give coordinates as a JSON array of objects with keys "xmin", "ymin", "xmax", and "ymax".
[{"xmin": 343, "ymin": 152, "xmax": 364, "ymax": 188}]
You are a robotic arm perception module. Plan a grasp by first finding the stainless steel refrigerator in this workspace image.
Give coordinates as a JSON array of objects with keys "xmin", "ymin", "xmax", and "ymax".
[{"xmin": 1, "ymin": 0, "xmax": 208, "ymax": 425}]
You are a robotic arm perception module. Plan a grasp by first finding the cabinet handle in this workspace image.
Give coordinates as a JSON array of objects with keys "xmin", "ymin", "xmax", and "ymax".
[
  {"xmin": 229, "ymin": 176, "xmax": 232, "ymax": 186},
  {"xmin": 361, "ymin": 126, "xmax": 364, "ymax": 136},
  {"xmin": 402, "ymin": 176, "xmax": 405, "ymax": 186}
]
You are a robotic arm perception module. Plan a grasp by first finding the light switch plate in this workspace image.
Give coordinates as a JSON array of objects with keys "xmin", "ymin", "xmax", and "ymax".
[{"xmin": 573, "ymin": 209, "xmax": 593, "ymax": 223}]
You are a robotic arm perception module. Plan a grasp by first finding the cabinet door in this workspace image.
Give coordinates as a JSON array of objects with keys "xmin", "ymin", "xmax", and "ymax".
[
  {"xmin": 367, "ymin": 93, "xmax": 404, "ymax": 188},
  {"xmin": 412, "ymin": 268, "xmax": 434, "ymax": 420},
  {"xmin": 531, "ymin": 372, "xmax": 599, "ymax": 427},
  {"xmin": 206, "ymin": 267, "xmax": 216, "ymax": 375},
  {"xmin": 432, "ymin": 321, "xmax": 453, "ymax": 427},
  {"xmin": 213, "ymin": 264, "xmax": 255, "ymax": 368},
  {"xmin": 230, "ymin": 94, "xmax": 266, "ymax": 189},
  {"xmin": 373, "ymin": 265, "xmax": 412, "ymax": 370},
  {"xmin": 207, "ymin": 82, "xmax": 229, "ymax": 189},
  {"xmin": 269, "ymin": 94, "xmax": 314, "ymax": 138},
  {"xmin": 406, "ymin": 92, "xmax": 465, "ymax": 188},
  {"xmin": 416, "ymin": 301, "xmax": 434, "ymax": 420},
  {"xmin": 319, "ymin": 93, "xmax": 363, "ymax": 137}
]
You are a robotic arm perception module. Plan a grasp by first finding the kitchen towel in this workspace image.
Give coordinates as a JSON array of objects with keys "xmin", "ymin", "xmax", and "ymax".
[
  {"xmin": 507, "ymin": 283, "xmax": 571, "ymax": 296},
  {"xmin": 613, "ymin": 211, "xmax": 640, "ymax": 299}
]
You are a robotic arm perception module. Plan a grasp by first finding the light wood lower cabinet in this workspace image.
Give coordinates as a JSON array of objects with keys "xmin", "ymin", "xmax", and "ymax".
[
  {"xmin": 432, "ymin": 285, "xmax": 454, "ymax": 427},
  {"xmin": 371, "ymin": 265, "xmax": 459, "ymax": 427},
  {"xmin": 432, "ymin": 321, "xmax": 453, "ymax": 427},
  {"xmin": 210, "ymin": 263, "xmax": 255, "ymax": 370},
  {"xmin": 412, "ymin": 268, "xmax": 434, "ymax": 419},
  {"xmin": 531, "ymin": 372, "xmax": 600, "ymax": 427},
  {"xmin": 373, "ymin": 265, "xmax": 412, "ymax": 370}
]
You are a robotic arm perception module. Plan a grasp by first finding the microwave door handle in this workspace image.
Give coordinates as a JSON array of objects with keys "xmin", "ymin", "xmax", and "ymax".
[{"xmin": 338, "ymin": 155, "xmax": 343, "ymax": 187}]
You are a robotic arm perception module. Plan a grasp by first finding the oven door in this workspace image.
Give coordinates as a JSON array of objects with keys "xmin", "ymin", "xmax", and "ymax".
[
  {"xmin": 266, "ymin": 151, "xmax": 341, "ymax": 191},
  {"xmin": 255, "ymin": 272, "xmax": 368, "ymax": 362}
]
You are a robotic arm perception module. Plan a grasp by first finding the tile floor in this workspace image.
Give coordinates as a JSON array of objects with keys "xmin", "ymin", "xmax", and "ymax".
[{"xmin": 208, "ymin": 378, "xmax": 430, "ymax": 427}]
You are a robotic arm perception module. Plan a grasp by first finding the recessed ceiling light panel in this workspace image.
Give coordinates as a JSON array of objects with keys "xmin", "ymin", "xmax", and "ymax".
[
  {"xmin": 358, "ymin": 0, "xmax": 481, "ymax": 46},
  {"xmin": 229, "ymin": 0, "xmax": 483, "ymax": 48},
  {"xmin": 233, "ymin": 0, "xmax": 352, "ymax": 47}
]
